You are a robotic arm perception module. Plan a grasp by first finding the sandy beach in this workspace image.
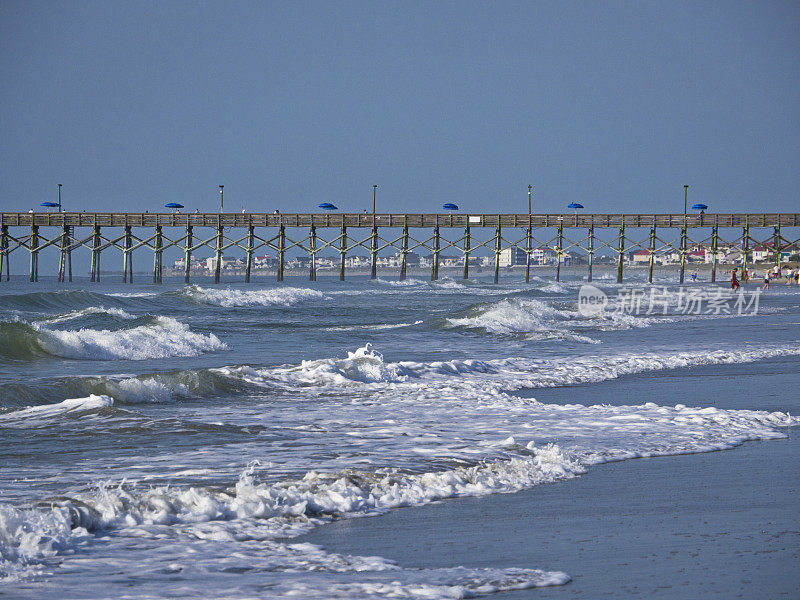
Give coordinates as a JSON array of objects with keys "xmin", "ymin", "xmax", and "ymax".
[{"xmin": 301, "ymin": 358, "xmax": 800, "ymax": 599}]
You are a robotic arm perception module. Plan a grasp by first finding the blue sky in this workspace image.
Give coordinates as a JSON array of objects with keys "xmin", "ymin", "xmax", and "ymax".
[{"xmin": 1, "ymin": 0, "xmax": 798, "ymax": 215}]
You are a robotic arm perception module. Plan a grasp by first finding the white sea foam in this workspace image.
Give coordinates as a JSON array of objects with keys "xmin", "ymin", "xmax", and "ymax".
[
  {"xmin": 225, "ymin": 343, "xmax": 800, "ymax": 396},
  {"xmin": 180, "ymin": 284, "xmax": 325, "ymax": 307},
  {"xmin": 0, "ymin": 446, "xmax": 580, "ymax": 583},
  {"xmin": 34, "ymin": 316, "xmax": 226, "ymax": 360}
]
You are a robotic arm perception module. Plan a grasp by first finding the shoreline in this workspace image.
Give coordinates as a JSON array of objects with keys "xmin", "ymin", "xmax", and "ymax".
[{"xmin": 298, "ymin": 360, "xmax": 800, "ymax": 599}]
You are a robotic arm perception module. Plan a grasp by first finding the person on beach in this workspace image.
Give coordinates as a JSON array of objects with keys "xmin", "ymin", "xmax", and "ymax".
[
  {"xmin": 690, "ymin": 271, "xmax": 697, "ymax": 282},
  {"xmin": 731, "ymin": 268, "xmax": 740, "ymax": 291},
  {"xmin": 787, "ymin": 268, "xmax": 795, "ymax": 285},
  {"xmin": 763, "ymin": 271, "xmax": 770, "ymax": 290},
  {"xmin": 742, "ymin": 267, "xmax": 749, "ymax": 284}
]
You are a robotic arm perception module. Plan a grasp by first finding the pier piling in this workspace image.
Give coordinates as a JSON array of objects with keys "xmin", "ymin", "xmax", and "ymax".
[
  {"xmin": 711, "ymin": 225, "xmax": 719, "ymax": 283},
  {"xmin": 556, "ymin": 224, "xmax": 563, "ymax": 282},
  {"xmin": 0, "ymin": 225, "xmax": 7, "ymax": 281},
  {"xmin": 493, "ymin": 225, "xmax": 501, "ymax": 284},
  {"xmin": 245, "ymin": 225, "xmax": 254, "ymax": 283},
  {"xmin": 400, "ymin": 220, "xmax": 409, "ymax": 281},
  {"xmin": 431, "ymin": 225, "xmax": 440, "ymax": 281},
  {"xmin": 463, "ymin": 222, "xmax": 471, "ymax": 280},
  {"xmin": 214, "ymin": 225, "xmax": 223, "ymax": 284},
  {"xmin": 616, "ymin": 224, "xmax": 625, "ymax": 283},
  {"xmin": 370, "ymin": 222, "xmax": 378, "ymax": 280},
  {"xmin": 29, "ymin": 224, "xmax": 38, "ymax": 282},
  {"xmin": 277, "ymin": 225, "xmax": 285, "ymax": 282},
  {"xmin": 588, "ymin": 225, "xmax": 595, "ymax": 283},
  {"xmin": 153, "ymin": 225, "xmax": 163, "ymax": 284},
  {"xmin": 309, "ymin": 225, "xmax": 317, "ymax": 282},
  {"xmin": 339, "ymin": 224, "xmax": 347, "ymax": 281},
  {"xmin": 679, "ymin": 223, "xmax": 687, "ymax": 284},
  {"xmin": 184, "ymin": 225, "xmax": 192, "ymax": 284}
]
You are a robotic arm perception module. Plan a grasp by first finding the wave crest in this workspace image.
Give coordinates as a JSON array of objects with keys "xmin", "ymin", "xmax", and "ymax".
[{"xmin": 176, "ymin": 285, "xmax": 325, "ymax": 307}]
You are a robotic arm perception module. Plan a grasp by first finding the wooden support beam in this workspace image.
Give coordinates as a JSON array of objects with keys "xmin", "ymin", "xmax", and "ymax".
[
  {"xmin": 679, "ymin": 223, "xmax": 687, "ymax": 283},
  {"xmin": 711, "ymin": 224, "xmax": 719, "ymax": 283},
  {"xmin": 309, "ymin": 225, "xmax": 317, "ymax": 281},
  {"xmin": 493, "ymin": 225, "xmax": 501, "ymax": 284},
  {"xmin": 588, "ymin": 225, "xmax": 595, "ymax": 283},
  {"xmin": 556, "ymin": 224, "xmax": 563, "ymax": 282},
  {"xmin": 67, "ymin": 225, "xmax": 72, "ymax": 282},
  {"xmin": 58, "ymin": 225, "xmax": 67, "ymax": 283},
  {"xmin": 339, "ymin": 224, "xmax": 347, "ymax": 281},
  {"xmin": 774, "ymin": 225, "xmax": 781, "ymax": 271},
  {"xmin": 214, "ymin": 225, "xmax": 223, "ymax": 284},
  {"xmin": 648, "ymin": 225, "xmax": 656, "ymax": 284},
  {"xmin": 29, "ymin": 224, "xmax": 38, "ymax": 282},
  {"xmin": 184, "ymin": 225, "xmax": 192, "ymax": 284},
  {"xmin": 616, "ymin": 224, "xmax": 625, "ymax": 283},
  {"xmin": 91, "ymin": 225, "xmax": 101, "ymax": 282},
  {"xmin": 370, "ymin": 224, "xmax": 378, "ymax": 280},
  {"xmin": 153, "ymin": 225, "xmax": 163, "ymax": 284},
  {"xmin": 463, "ymin": 222, "xmax": 471, "ymax": 280},
  {"xmin": 277, "ymin": 225, "xmax": 285, "ymax": 282},
  {"xmin": 431, "ymin": 225, "xmax": 440, "ymax": 281},
  {"xmin": 123, "ymin": 225, "xmax": 131, "ymax": 283},
  {"xmin": 525, "ymin": 219, "xmax": 532, "ymax": 283},
  {"xmin": 400, "ymin": 220, "xmax": 409, "ymax": 281},
  {"xmin": 245, "ymin": 225, "xmax": 254, "ymax": 283},
  {"xmin": 0, "ymin": 225, "xmax": 7, "ymax": 281},
  {"xmin": 741, "ymin": 224, "xmax": 750, "ymax": 274}
]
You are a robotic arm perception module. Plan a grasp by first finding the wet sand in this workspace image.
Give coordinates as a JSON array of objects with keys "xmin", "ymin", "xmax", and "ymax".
[{"xmin": 300, "ymin": 361, "xmax": 800, "ymax": 599}]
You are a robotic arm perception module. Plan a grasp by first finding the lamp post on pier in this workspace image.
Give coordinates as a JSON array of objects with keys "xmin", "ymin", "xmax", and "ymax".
[
  {"xmin": 219, "ymin": 185, "xmax": 224, "ymax": 213},
  {"xmin": 373, "ymin": 184, "xmax": 377, "ymax": 215},
  {"xmin": 684, "ymin": 185, "xmax": 688, "ymax": 217},
  {"xmin": 58, "ymin": 183, "xmax": 62, "ymax": 212},
  {"xmin": 528, "ymin": 184, "xmax": 532, "ymax": 215}
]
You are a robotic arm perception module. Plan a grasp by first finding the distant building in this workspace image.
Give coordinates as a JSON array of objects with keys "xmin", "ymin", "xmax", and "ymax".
[
  {"xmin": 499, "ymin": 247, "xmax": 527, "ymax": 267},
  {"xmin": 532, "ymin": 246, "xmax": 556, "ymax": 265}
]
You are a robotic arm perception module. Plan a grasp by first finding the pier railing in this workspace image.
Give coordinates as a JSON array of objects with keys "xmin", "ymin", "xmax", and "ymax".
[{"xmin": 1, "ymin": 212, "xmax": 798, "ymax": 285}]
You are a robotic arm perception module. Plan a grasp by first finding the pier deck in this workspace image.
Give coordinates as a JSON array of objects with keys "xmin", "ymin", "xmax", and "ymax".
[{"xmin": 1, "ymin": 212, "xmax": 798, "ymax": 285}]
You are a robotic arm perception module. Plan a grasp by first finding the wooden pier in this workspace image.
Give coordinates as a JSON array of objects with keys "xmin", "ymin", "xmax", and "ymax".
[{"xmin": 1, "ymin": 212, "xmax": 798, "ymax": 284}]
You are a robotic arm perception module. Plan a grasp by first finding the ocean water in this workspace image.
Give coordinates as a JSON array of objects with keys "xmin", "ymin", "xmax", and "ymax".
[{"xmin": 0, "ymin": 270, "xmax": 798, "ymax": 599}]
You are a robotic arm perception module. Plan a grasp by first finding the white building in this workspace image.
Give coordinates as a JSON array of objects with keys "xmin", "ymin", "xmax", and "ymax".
[{"xmin": 499, "ymin": 247, "xmax": 527, "ymax": 267}]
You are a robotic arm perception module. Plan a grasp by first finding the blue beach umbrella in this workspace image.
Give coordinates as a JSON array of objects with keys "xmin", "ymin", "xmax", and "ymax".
[
  {"xmin": 442, "ymin": 203, "xmax": 459, "ymax": 211},
  {"xmin": 165, "ymin": 202, "xmax": 184, "ymax": 209},
  {"xmin": 567, "ymin": 202, "xmax": 584, "ymax": 215},
  {"xmin": 692, "ymin": 203, "xmax": 708, "ymax": 213},
  {"xmin": 318, "ymin": 202, "xmax": 338, "ymax": 210},
  {"xmin": 40, "ymin": 202, "xmax": 59, "ymax": 211}
]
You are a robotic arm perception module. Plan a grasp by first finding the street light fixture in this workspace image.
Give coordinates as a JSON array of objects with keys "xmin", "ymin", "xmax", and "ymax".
[
  {"xmin": 528, "ymin": 184, "xmax": 532, "ymax": 215},
  {"xmin": 373, "ymin": 184, "xmax": 377, "ymax": 215},
  {"xmin": 684, "ymin": 185, "xmax": 688, "ymax": 216},
  {"xmin": 219, "ymin": 185, "xmax": 224, "ymax": 213},
  {"xmin": 58, "ymin": 183, "xmax": 62, "ymax": 212}
]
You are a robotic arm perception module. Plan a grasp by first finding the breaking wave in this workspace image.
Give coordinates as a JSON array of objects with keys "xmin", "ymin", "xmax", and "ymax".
[
  {"xmin": 222, "ymin": 343, "xmax": 800, "ymax": 395},
  {"xmin": 0, "ymin": 316, "xmax": 226, "ymax": 361},
  {"xmin": 174, "ymin": 284, "xmax": 326, "ymax": 307}
]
